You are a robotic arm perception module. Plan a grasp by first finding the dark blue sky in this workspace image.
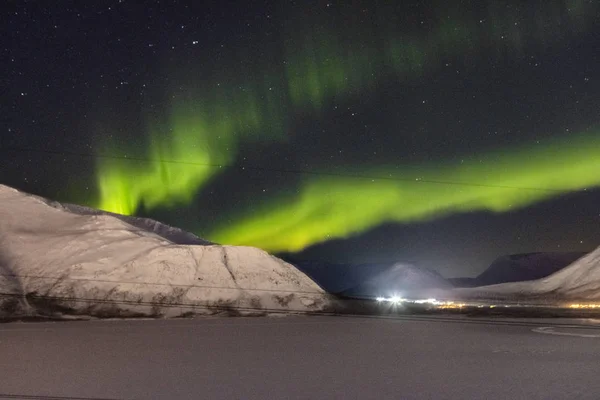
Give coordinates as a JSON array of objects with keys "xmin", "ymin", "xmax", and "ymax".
[{"xmin": 2, "ymin": 0, "xmax": 599, "ymax": 276}]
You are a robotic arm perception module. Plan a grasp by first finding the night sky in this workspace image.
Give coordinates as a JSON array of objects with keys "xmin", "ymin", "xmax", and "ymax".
[{"xmin": 3, "ymin": 0, "xmax": 600, "ymax": 277}]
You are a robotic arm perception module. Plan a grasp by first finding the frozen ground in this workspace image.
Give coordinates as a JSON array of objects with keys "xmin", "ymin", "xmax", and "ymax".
[{"xmin": 1, "ymin": 316, "xmax": 600, "ymax": 399}]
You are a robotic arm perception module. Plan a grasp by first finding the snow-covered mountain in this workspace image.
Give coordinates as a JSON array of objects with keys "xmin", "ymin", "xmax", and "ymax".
[
  {"xmin": 459, "ymin": 246, "xmax": 600, "ymax": 301},
  {"xmin": 293, "ymin": 260, "xmax": 451, "ymax": 298},
  {"xmin": 0, "ymin": 185, "xmax": 331, "ymax": 318},
  {"xmin": 450, "ymin": 252, "xmax": 586, "ymax": 288},
  {"xmin": 340, "ymin": 263, "xmax": 452, "ymax": 299}
]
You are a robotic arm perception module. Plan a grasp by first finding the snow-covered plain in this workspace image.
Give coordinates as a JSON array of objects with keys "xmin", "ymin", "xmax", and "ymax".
[
  {"xmin": 0, "ymin": 185, "xmax": 331, "ymax": 318},
  {"xmin": 458, "ymin": 246, "xmax": 600, "ymax": 302}
]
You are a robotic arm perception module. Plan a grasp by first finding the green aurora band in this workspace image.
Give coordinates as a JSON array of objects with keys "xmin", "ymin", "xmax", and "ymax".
[
  {"xmin": 284, "ymin": 0, "xmax": 598, "ymax": 109},
  {"xmin": 96, "ymin": 111, "xmax": 237, "ymax": 215},
  {"xmin": 93, "ymin": 0, "xmax": 599, "ymax": 250},
  {"xmin": 96, "ymin": 84, "xmax": 285, "ymax": 215},
  {"xmin": 210, "ymin": 133, "xmax": 600, "ymax": 252},
  {"xmin": 96, "ymin": 94, "xmax": 264, "ymax": 215}
]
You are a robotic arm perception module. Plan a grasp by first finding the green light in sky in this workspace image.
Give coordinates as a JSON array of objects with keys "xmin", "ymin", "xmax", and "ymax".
[
  {"xmin": 209, "ymin": 133, "xmax": 600, "ymax": 252},
  {"xmin": 95, "ymin": 85, "xmax": 277, "ymax": 215},
  {"xmin": 283, "ymin": 0, "xmax": 597, "ymax": 109},
  {"xmin": 93, "ymin": 0, "xmax": 599, "ymax": 249},
  {"xmin": 96, "ymin": 112, "xmax": 236, "ymax": 215}
]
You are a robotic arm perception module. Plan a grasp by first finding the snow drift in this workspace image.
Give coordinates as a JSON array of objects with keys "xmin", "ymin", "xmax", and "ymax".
[
  {"xmin": 0, "ymin": 185, "xmax": 331, "ymax": 318},
  {"xmin": 459, "ymin": 246, "xmax": 600, "ymax": 302}
]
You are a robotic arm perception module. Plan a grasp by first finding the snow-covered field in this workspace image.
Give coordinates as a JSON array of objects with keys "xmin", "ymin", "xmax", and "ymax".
[{"xmin": 0, "ymin": 185, "xmax": 331, "ymax": 319}]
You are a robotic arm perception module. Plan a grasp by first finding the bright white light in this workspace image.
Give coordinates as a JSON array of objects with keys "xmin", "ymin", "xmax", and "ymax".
[
  {"xmin": 376, "ymin": 297, "xmax": 385, "ymax": 302},
  {"xmin": 413, "ymin": 298, "xmax": 441, "ymax": 305},
  {"xmin": 389, "ymin": 296, "xmax": 403, "ymax": 304}
]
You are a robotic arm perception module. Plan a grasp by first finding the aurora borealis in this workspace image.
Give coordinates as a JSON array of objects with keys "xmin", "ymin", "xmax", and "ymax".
[
  {"xmin": 210, "ymin": 132, "xmax": 600, "ymax": 252},
  {"xmin": 3, "ymin": 0, "xmax": 600, "ymax": 275}
]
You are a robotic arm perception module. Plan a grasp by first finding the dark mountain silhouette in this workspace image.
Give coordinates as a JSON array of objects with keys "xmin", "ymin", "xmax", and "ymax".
[{"xmin": 450, "ymin": 252, "xmax": 587, "ymax": 287}]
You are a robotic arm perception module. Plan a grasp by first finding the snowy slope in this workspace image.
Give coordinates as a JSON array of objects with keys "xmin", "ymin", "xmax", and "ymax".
[
  {"xmin": 0, "ymin": 185, "xmax": 330, "ymax": 318},
  {"xmin": 460, "ymin": 246, "xmax": 600, "ymax": 301},
  {"xmin": 46, "ymin": 201, "xmax": 211, "ymax": 245}
]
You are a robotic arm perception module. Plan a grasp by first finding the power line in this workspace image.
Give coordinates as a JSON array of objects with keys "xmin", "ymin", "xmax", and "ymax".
[
  {"xmin": 0, "ymin": 145, "xmax": 571, "ymax": 193},
  {"xmin": 0, "ymin": 273, "xmax": 367, "ymax": 317},
  {"xmin": 0, "ymin": 394, "xmax": 124, "ymax": 400},
  {"xmin": 0, "ymin": 292, "xmax": 331, "ymax": 315},
  {"xmin": 0, "ymin": 273, "xmax": 324, "ymax": 295},
  {"xmin": 2, "ymin": 290, "xmax": 594, "ymax": 322}
]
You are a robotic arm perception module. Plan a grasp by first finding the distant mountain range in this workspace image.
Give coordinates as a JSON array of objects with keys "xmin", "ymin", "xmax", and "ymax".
[
  {"xmin": 2, "ymin": 183, "xmax": 595, "ymax": 320},
  {"xmin": 460, "ymin": 247, "xmax": 600, "ymax": 301},
  {"xmin": 291, "ymin": 260, "xmax": 451, "ymax": 298},
  {"xmin": 449, "ymin": 252, "xmax": 587, "ymax": 288},
  {"xmin": 289, "ymin": 251, "xmax": 589, "ymax": 299}
]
